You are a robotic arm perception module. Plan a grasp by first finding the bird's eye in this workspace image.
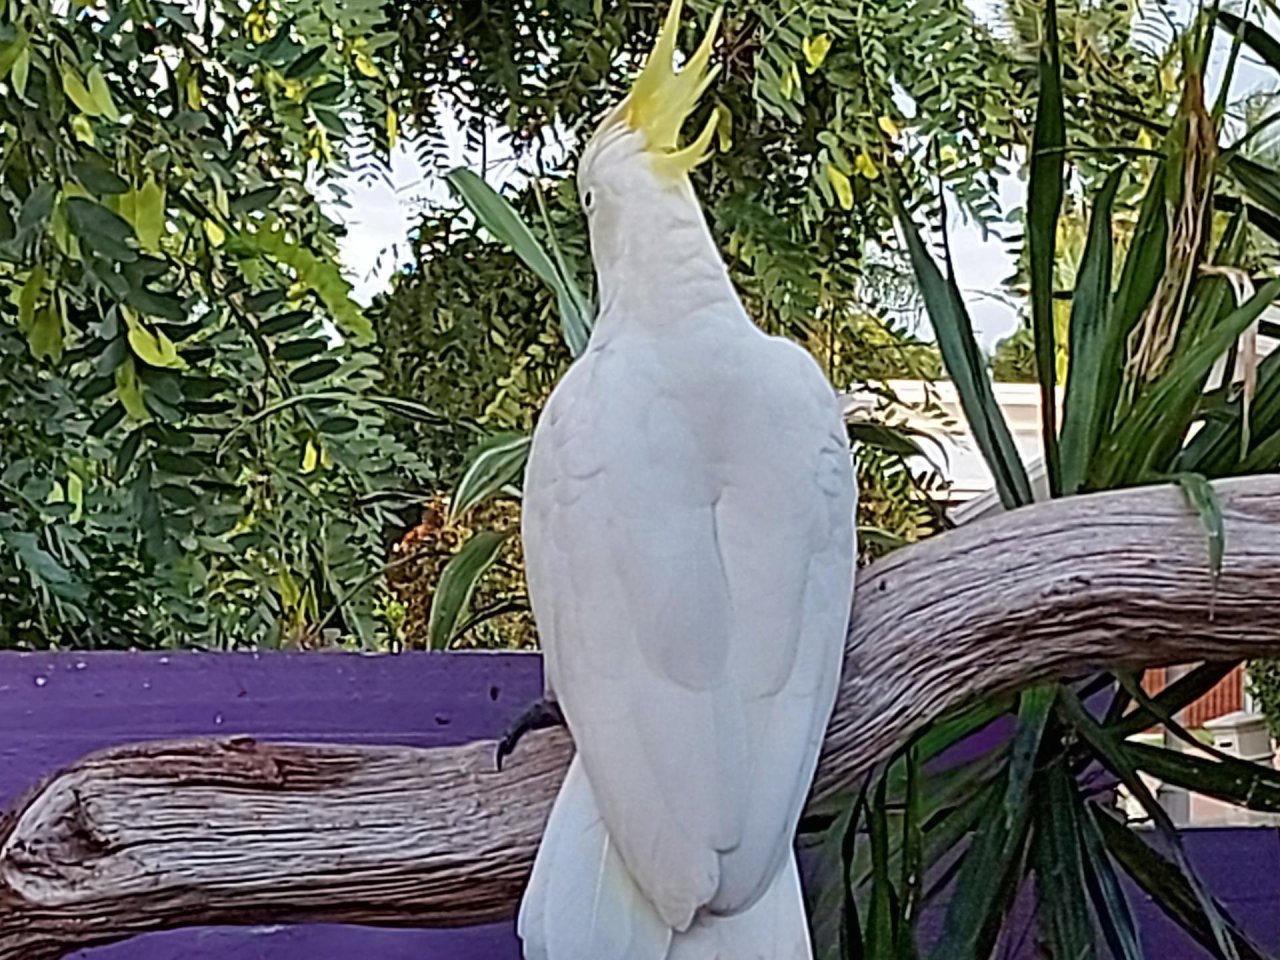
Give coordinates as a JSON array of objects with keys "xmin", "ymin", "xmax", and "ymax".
[{"xmin": 583, "ymin": 189, "xmax": 596, "ymax": 210}]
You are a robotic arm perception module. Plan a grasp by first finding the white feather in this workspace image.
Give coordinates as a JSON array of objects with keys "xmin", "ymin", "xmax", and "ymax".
[
  {"xmin": 519, "ymin": 756, "xmax": 672, "ymax": 960},
  {"xmin": 667, "ymin": 854, "xmax": 814, "ymax": 960}
]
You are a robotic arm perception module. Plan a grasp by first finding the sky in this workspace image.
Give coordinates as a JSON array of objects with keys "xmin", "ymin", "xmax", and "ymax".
[{"xmin": 329, "ymin": 1, "xmax": 1278, "ymax": 352}]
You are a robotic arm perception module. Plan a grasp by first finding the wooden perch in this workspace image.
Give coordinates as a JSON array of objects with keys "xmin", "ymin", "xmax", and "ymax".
[{"xmin": 3, "ymin": 476, "xmax": 1280, "ymax": 958}]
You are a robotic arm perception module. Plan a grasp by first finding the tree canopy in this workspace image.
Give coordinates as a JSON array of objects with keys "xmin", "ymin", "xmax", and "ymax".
[{"xmin": 0, "ymin": 0, "xmax": 1181, "ymax": 653}]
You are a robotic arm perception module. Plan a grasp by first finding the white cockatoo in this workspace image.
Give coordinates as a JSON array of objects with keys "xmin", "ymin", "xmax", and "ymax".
[{"xmin": 516, "ymin": 2, "xmax": 857, "ymax": 958}]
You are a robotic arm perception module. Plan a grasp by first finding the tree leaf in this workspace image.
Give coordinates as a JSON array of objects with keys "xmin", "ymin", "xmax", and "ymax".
[
  {"xmin": 1124, "ymin": 741, "xmax": 1280, "ymax": 813},
  {"xmin": 1078, "ymin": 800, "xmax": 1143, "ymax": 960},
  {"xmin": 113, "ymin": 426, "xmax": 144, "ymax": 479},
  {"xmin": 87, "ymin": 66, "xmax": 121, "ymax": 121},
  {"xmin": 72, "ymin": 159, "xmax": 129, "ymax": 195},
  {"xmin": 1093, "ymin": 807, "xmax": 1266, "ymax": 960},
  {"xmin": 533, "ymin": 179, "xmax": 594, "ymax": 356},
  {"xmin": 1217, "ymin": 12, "xmax": 1280, "ymax": 75},
  {"xmin": 1027, "ymin": 0, "xmax": 1066, "ymax": 494},
  {"xmin": 17, "ymin": 264, "xmax": 45, "ymax": 333},
  {"xmin": 61, "ymin": 65, "xmax": 101, "ymax": 116},
  {"xmin": 427, "ymin": 530, "xmax": 511, "ymax": 650},
  {"xmin": 1112, "ymin": 163, "xmax": 1169, "ymax": 344},
  {"xmin": 891, "ymin": 183, "xmax": 1034, "ymax": 508},
  {"xmin": 1031, "ymin": 761, "xmax": 1096, "ymax": 960},
  {"xmin": 66, "ymin": 195, "xmax": 138, "ymax": 262},
  {"xmin": 1060, "ymin": 168, "xmax": 1122, "ymax": 494},
  {"xmin": 124, "ymin": 310, "xmax": 183, "ymax": 368},
  {"xmin": 865, "ymin": 775, "xmax": 897, "ymax": 959},
  {"xmin": 1109, "ymin": 662, "xmax": 1239, "ymax": 738},
  {"xmin": 826, "ymin": 164, "xmax": 853, "ymax": 210},
  {"xmin": 133, "ymin": 178, "xmax": 165, "ymax": 251},
  {"xmin": 28, "ymin": 300, "xmax": 64, "ymax": 361},
  {"xmin": 289, "ymin": 357, "xmax": 341, "ymax": 383},
  {"xmin": 275, "ymin": 337, "xmax": 330, "ymax": 361},
  {"xmin": 447, "ymin": 167, "xmax": 594, "ymax": 356},
  {"xmin": 259, "ymin": 310, "xmax": 312, "ymax": 336},
  {"xmin": 1006, "ymin": 686, "xmax": 1055, "ymax": 827},
  {"xmin": 0, "ymin": 28, "xmax": 27, "ymax": 79},
  {"xmin": 232, "ymin": 184, "xmax": 283, "ymax": 213},
  {"xmin": 19, "ymin": 183, "xmax": 56, "ymax": 232},
  {"xmin": 11, "ymin": 44, "xmax": 29, "ymax": 97},
  {"xmin": 929, "ymin": 766, "xmax": 1032, "ymax": 960},
  {"xmin": 449, "ymin": 432, "xmax": 532, "ymax": 522},
  {"xmin": 1173, "ymin": 472, "xmax": 1225, "ymax": 579},
  {"xmin": 114, "ymin": 357, "xmax": 149, "ymax": 421}
]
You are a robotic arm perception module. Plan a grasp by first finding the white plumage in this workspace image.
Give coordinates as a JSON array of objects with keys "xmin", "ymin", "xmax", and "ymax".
[{"xmin": 518, "ymin": 4, "xmax": 856, "ymax": 957}]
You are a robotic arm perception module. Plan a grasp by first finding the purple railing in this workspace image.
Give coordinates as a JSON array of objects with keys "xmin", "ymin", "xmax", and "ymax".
[{"xmin": 0, "ymin": 652, "xmax": 1274, "ymax": 959}]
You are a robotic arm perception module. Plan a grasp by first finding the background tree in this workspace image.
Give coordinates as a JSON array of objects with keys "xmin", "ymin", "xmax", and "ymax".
[
  {"xmin": 376, "ymin": 0, "xmax": 1179, "ymax": 647},
  {"xmin": 0, "ymin": 0, "xmax": 431, "ymax": 649}
]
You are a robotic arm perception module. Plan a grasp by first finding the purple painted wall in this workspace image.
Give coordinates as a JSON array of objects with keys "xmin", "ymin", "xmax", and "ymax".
[
  {"xmin": 0, "ymin": 651, "xmax": 536, "ymax": 960},
  {"xmin": 0, "ymin": 652, "xmax": 1275, "ymax": 959}
]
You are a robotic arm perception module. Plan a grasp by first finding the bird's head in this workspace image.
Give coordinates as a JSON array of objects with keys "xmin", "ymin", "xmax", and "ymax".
[{"xmin": 577, "ymin": 0, "xmax": 722, "ymax": 257}]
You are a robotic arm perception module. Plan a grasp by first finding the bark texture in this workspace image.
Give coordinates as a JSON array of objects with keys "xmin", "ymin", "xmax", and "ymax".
[{"xmin": 2, "ymin": 476, "xmax": 1279, "ymax": 958}]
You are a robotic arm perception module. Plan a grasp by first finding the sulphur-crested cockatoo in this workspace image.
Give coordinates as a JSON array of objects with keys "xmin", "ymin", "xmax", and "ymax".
[{"xmin": 516, "ymin": 3, "xmax": 856, "ymax": 958}]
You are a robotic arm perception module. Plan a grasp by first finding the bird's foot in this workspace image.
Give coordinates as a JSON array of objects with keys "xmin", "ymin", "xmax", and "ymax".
[{"xmin": 495, "ymin": 698, "xmax": 565, "ymax": 771}]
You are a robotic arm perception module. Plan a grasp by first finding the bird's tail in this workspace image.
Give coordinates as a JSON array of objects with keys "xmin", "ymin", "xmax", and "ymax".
[
  {"xmin": 518, "ymin": 754, "xmax": 672, "ymax": 960},
  {"xmin": 666, "ymin": 853, "xmax": 813, "ymax": 960},
  {"xmin": 519, "ymin": 754, "xmax": 813, "ymax": 960}
]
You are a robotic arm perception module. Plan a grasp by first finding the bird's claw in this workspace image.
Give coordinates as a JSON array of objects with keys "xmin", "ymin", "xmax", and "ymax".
[{"xmin": 495, "ymin": 698, "xmax": 566, "ymax": 771}]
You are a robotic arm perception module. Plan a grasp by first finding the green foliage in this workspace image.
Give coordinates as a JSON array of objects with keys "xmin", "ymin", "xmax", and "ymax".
[
  {"xmin": 1247, "ymin": 660, "xmax": 1280, "ymax": 740},
  {"xmin": 0, "ymin": 0, "xmax": 424, "ymax": 649},
  {"xmin": 376, "ymin": 0, "xmax": 1175, "ymax": 651},
  {"xmin": 382, "ymin": 0, "xmax": 1170, "ymax": 423},
  {"xmin": 829, "ymin": 4, "xmax": 1280, "ymax": 957},
  {"xmin": 375, "ymin": 198, "xmax": 578, "ymax": 480},
  {"xmin": 991, "ymin": 323, "xmax": 1040, "ymax": 382}
]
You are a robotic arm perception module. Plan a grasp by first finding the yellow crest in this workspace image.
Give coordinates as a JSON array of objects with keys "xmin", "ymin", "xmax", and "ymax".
[{"xmin": 624, "ymin": 0, "xmax": 723, "ymax": 177}]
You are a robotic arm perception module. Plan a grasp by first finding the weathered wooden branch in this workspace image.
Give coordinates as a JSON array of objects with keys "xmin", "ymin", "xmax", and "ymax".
[{"xmin": 3, "ymin": 476, "xmax": 1279, "ymax": 958}]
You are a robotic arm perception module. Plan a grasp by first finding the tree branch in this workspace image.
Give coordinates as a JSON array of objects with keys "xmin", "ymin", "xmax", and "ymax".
[{"xmin": 3, "ymin": 476, "xmax": 1279, "ymax": 958}]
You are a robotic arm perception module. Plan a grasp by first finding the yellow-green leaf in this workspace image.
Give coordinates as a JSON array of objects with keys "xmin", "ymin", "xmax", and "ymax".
[
  {"xmin": 87, "ymin": 66, "xmax": 120, "ymax": 120},
  {"xmin": 67, "ymin": 472, "xmax": 84, "ymax": 523},
  {"xmin": 246, "ymin": 226, "xmax": 373, "ymax": 344},
  {"xmin": 802, "ymin": 34, "xmax": 832, "ymax": 72},
  {"xmin": 856, "ymin": 150, "xmax": 880, "ymax": 180},
  {"xmin": 12, "ymin": 45, "xmax": 29, "ymax": 97},
  {"xmin": 354, "ymin": 52, "xmax": 379, "ymax": 78},
  {"xmin": 386, "ymin": 105, "xmax": 398, "ymax": 149},
  {"xmin": 878, "ymin": 115, "xmax": 901, "ymax": 138},
  {"xmin": 115, "ymin": 357, "xmax": 148, "ymax": 420},
  {"xmin": 203, "ymin": 218, "xmax": 226, "ymax": 247},
  {"xmin": 302, "ymin": 439, "xmax": 320, "ymax": 473},
  {"xmin": 185, "ymin": 71, "xmax": 203, "ymax": 109},
  {"xmin": 134, "ymin": 178, "xmax": 165, "ymax": 251},
  {"xmin": 124, "ymin": 309, "xmax": 184, "ymax": 368},
  {"xmin": 276, "ymin": 567, "xmax": 302, "ymax": 608},
  {"xmin": 826, "ymin": 164, "xmax": 853, "ymax": 210},
  {"xmin": 70, "ymin": 114, "xmax": 95, "ymax": 145},
  {"xmin": 716, "ymin": 106, "xmax": 733, "ymax": 151},
  {"xmin": 17, "ymin": 265, "xmax": 45, "ymax": 333},
  {"xmin": 28, "ymin": 300, "xmax": 64, "ymax": 361},
  {"xmin": 61, "ymin": 66, "xmax": 101, "ymax": 116},
  {"xmin": 0, "ymin": 30, "xmax": 25, "ymax": 80}
]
